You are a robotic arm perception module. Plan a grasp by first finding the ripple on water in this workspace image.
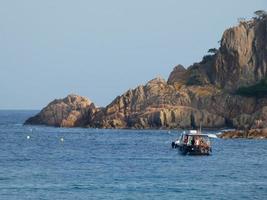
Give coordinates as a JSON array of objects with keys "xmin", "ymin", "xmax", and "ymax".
[{"xmin": 0, "ymin": 110, "xmax": 266, "ymax": 200}]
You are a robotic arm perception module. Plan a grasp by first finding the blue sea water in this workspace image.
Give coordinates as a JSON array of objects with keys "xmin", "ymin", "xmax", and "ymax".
[{"xmin": 0, "ymin": 110, "xmax": 266, "ymax": 200}]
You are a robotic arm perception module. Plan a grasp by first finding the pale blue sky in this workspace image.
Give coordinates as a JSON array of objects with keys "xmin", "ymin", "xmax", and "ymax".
[{"xmin": 0, "ymin": 0, "xmax": 266, "ymax": 109}]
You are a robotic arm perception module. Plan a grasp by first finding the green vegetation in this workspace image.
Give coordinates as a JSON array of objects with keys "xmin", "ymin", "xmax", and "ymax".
[
  {"xmin": 208, "ymin": 48, "xmax": 218, "ymax": 54},
  {"xmin": 186, "ymin": 69, "xmax": 209, "ymax": 86},
  {"xmin": 200, "ymin": 48, "xmax": 218, "ymax": 64},
  {"xmin": 200, "ymin": 55, "xmax": 214, "ymax": 64},
  {"xmin": 236, "ymin": 78, "xmax": 267, "ymax": 98},
  {"xmin": 254, "ymin": 10, "xmax": 267, "ymax": 19},
  {"xmin": 187, "ymin": 74, "xmax": 204, "ymax": 85}
]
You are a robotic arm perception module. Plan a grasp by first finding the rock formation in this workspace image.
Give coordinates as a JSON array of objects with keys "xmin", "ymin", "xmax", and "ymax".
[
  {"xmin": 213, "ymin": 18, "xmax": 267, "ymax": 90},
  {"xmin": 167, "ymin": 64, "xmax": 186, "ymax": 85},
  {"xmin": 25, "ymin": 94, "xmax": 97, "ymax": 127},
  {"xmin": 25, "ymin": 14, "xmax": 267, "ymax": 132},
  {"xmin": 219, "ymin": 128, "xmax": 267, "ymax": 139}
]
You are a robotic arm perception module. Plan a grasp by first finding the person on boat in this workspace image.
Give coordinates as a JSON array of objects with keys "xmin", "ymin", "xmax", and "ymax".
[
  {"xmin": 191, "ymin": 137, "xmax": 195, "ymax": 146},
  {"xmin": 174, "ymin": 138, "xmax": 180, "ymax": 148},
  {"xmin": 199, "ymin": 138, "xmax": 205, "ymax": 146},
  {"xmin": 199, "ymin": 138, "xmax": 210, "ymax": 151},
  {"xmin": 184, "ymin": 135, "xmax": 188, "ymax": 144},
  {"xmin": 195, "ymin": 137, "xmax": 200, "ymax": 146}
]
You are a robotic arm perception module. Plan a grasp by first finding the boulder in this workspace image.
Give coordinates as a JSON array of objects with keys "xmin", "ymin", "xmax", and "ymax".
[{"xmin": 25, "ymin": 94, "xmax": 96, "ymax": 127}]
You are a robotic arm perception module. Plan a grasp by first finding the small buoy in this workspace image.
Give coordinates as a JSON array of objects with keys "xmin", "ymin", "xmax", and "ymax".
[
  {"xmin": 27, "ymin": 135, "xmax": 30, "ymax": 139},
  {"xmin": 60, "ymin": 137, "xmax": 64, "ymax": 142}
]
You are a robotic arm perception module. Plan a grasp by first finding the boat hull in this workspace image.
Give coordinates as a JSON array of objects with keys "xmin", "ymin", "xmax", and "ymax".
[{"xmin": 178, "ymin": 145, "xmax": 211, "ymax": 156}]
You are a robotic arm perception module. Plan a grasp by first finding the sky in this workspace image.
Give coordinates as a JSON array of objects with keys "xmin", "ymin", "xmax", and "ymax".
[{"xmin": 0, "ymin": 0, "xmax": 266, "ymax": 109}]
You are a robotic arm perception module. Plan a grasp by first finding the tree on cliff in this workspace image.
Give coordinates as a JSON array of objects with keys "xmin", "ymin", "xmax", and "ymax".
[
  {"xmin": 208, "ymin": 48, "xmax": 218, "ymax": 54},
  {"xmin": 254, "ymin": 10, "xmax": 267, "ymax": 19},
  {"xmin": 236, "ymin": 77, "xmax": 267, "ymax": 98},
  {"xmin": 199, "ymin": 48, "xmax": 218, "ymax": 64}
]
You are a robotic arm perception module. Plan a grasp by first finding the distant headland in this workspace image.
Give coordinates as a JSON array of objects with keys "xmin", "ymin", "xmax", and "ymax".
[{"xmin": 25, "ymin": 11, "xmax": 267, "ymax": 138}]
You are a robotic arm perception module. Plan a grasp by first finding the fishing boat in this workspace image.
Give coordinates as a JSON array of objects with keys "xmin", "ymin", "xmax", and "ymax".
[{"xmin": 172, "ymin": 130, "xmax": 216, "ymax": 156}]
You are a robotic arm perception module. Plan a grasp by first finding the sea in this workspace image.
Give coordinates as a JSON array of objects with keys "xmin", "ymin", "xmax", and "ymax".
[{"xmin": 0, "ymin": 110, "xmax": 266, "ymax": 200}]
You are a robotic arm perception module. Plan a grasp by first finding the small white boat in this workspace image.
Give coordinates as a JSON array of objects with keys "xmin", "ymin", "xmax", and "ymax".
[{"xmin": 172, "ymin": 130, "xmax": 214, "ymax": 155}]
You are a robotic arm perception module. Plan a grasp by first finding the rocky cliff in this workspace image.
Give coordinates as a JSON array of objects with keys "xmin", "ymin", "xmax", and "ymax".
[
  {"xmin": 212, "ymin": 17, "xmax": 267, "ymax": 90},
  {"xmin": 25, "ymin": 94, "xmax": 97, "ymax": 127},
  {"xmin": 25, "ymin": 15, "xmax": 267, "ymax": 131},
  {"xmin": 219, "ymin": 128, "xmax": 267, "ymax": 139}
]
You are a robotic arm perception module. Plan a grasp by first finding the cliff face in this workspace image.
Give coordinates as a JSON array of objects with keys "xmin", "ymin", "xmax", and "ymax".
[
  {"xmin": 89, "ymin": 78, "xmax": 226, "ymax": 129},
  {"xmin": 211, "ymin": 18, "xmax": 267, "ymax": 90},
  {"xmin": 87, "ymin": 78, "xmax": 257, "ymax": 129},
  {"xmin": 169, "ymin": 17, "xmax": 267, "ymax": 91},
  {"xmin": 25, "ymin": 16, "xmax": 267, "ymax": 130}
]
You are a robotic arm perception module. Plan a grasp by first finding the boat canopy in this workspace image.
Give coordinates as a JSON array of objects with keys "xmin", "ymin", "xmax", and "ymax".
[
  {"xmin": 189, "ymin": 130, "xmax": 197, "ymax": 134},
  {"xmin": 183, "ymin": 133, "xmax": 218, "ymax": 138}
]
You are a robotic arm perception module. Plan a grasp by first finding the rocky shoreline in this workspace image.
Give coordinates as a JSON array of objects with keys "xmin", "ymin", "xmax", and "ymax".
[
  {"xmin": 219, "ymin": 129, "xmax": 267, "ymax": 139},
  {"xmin": 25, "ymin": 13, "xmax": 267, "ymax": 135}
]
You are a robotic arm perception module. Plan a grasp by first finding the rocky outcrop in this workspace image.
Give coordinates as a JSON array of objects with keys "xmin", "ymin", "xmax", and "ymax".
[
  {"xmin": 177, "ymin": 16, "xmax": 267, "ymax": 90},
  {"xmin": 25, "ymin": 94, "xmax": 97, "ymax": 127},
  {"xmin": 219, "ymin": 128, "xmax": 267, "ymax": 139},
  {"xmin": 83, "ymin": 77, "xmax": 258, "ymax": 129},
  {"xmin": 211, "ymin": 18, "xmax": 267, "ymax": 90},
  {"xmin": 167, "ymin": 64, "xmax": 187, "ymax": 85},
  {"xmin": 86, "ymin": 77, "xmax": 227, "ymax": 129},
  {"xmin": 25, "ymin": 15, "xmax": 267, "ymax": 130}
]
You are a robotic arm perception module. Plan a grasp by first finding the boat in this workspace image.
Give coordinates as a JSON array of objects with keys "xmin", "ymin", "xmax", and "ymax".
[{"xmin": 172, "ymin": 130, "xmax": 216, "ymax": 155}]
